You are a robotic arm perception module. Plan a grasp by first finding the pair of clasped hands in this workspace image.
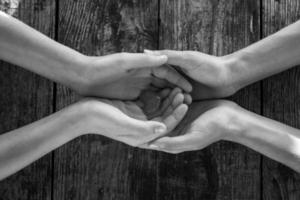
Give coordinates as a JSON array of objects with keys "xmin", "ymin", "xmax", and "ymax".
[
  {"xmin": 1, "ymin": 12, "xmax": 299, "ymax": 177},
  {"xmin": 73, "ymin": 50, "xmax": 236, "ymax": 153}
]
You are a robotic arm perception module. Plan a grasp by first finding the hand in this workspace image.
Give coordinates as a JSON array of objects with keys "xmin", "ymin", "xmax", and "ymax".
[
  {"xmin": 148, "ymin": 100, "xmax": 240, "ymax": 153},
  {"xmin": 144, "ymin": 50, "xmax": 238, "ymax": 99},
  {"xmin": 76, "ymin": 53, "xmax": 192, "ymax": 100},
  {"xmin": 80, "ymin": 88, "xmax": 190, "ymax": 147}
]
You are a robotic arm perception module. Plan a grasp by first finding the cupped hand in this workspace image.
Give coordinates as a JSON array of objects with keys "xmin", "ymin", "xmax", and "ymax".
[
  {"xmin": 144, "ymin": 50, "xmax": 238, "ymax": 99},
  {"xmin": 82, "ymin": 88, "xmax": 190, "ymax": 147},
  {"xmin": 147, "ymin": 100, "xmax": 240, "ymax": 153},
  {"xmin": 77, "ymin": 53, "xmax": 192, "ymax": 100}
]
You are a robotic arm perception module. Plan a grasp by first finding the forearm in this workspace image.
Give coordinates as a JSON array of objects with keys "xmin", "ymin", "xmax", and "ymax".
[
  {"xmin": 227, "ymin": 107, "xmax": 300, "ymax": 172},
  {"xmin": 0, "ymin": 103, "xmax": 87, "ymax": 180},
  {"xmin": 225, "ymin": 20, "xmax": 300, "ymax": 90},
  {"xmin": 0, "ymin": 11, "xmax": 88, "ymax": 89}
]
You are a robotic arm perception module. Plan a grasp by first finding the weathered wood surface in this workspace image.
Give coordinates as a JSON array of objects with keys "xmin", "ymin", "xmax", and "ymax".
[
  {"xmin": 54, "ymin": 1, "xmax": 160, "ymax": 199},
  {"xmin": 0, "ymin": 0, "xmax": 299, "ymax": 199},
  {"xmin": 262, "ymin": 0, "xmax": 300, "ymax": 199},
  {"xmin": 159, "ymin": 0, "xmax": 261, "ymax": 199},
  {"xmin": 0, "ymin": 1, "xmax": 55, "ymax": 200}
]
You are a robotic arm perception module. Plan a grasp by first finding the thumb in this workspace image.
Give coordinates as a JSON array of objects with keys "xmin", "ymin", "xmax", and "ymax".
[
  {"xmin": 144, "ymin": 49, "xmax": 187, "ymax": 67},
  {"xmin": 120, "ymin": 53, "xmax": 168, "ymax": 69},
  {"xmin": 128, "ymin": 118, "xmax": 167, "ymax": 137},
  {"xmin": 136, "ymin": 121, "xmax": 167, "ymax": 135}
]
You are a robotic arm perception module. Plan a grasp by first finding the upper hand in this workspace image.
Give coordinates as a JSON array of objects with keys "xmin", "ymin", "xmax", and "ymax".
[
  {"xmin": 75, "ymin": 53, "xmax": 192, "ymax": 100},
  {"xmin": 144, "ymin": 50, "xmax": 238, "ymax": 99},
  {"xmin": 148, "ymin": 100, "xmax": 240, "ymax": 153}
]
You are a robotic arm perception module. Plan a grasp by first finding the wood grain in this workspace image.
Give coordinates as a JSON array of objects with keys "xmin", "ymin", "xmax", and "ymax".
[
  {"xmin": 0, "ymin": 0, "xmax": 55, "ymax": 200},
  {"xmin": 159, "ymin": 0, "xmax": 261, "ymax": 199},
  {"xmin": 262, "ymin": 0, "xmax": 300, "ymax": 199},
  {"xmin": 53, "ymin": 0, "xmax": 160, "ymax": 199}
]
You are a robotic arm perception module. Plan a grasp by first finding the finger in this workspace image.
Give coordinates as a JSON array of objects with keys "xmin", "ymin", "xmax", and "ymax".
[
  {"xmin": 131, "ymin": 119, "xmax": 167, "ymax": 137},
  {"xmin": 161, "ymin": 93, "xmax": 185, "ymax": 119},
  {"xmin": 160, "ymin": 87, "xmax": 182, "ymax": 113},
  {"xmin": 144, "ymin": 49, "xmax": 187, "ymax": 67},
  {"xmin": 159, "ymin": 88, "xmax": 171, "ymax": 99},
  {"xmin": 148, "ymin": 135, "xmax": 193, "ymax": 153},
  {"xmin": 146, "ymin": 88, "xmax": 173, "ymax": 119},
  {"xmin": 163, "ymin": 104, "xmax": 188, "ymax": 132},
  {"xmin": 172, "ymin": 93, "xmax": 185, "ymax": 108},
  {"xmin": 151, "ymin": 77, "xmax": 173, "ymax": 88},
  {"xmin": 183, "ymin": 93, "xmax": 192, "ymax": 105},
  {"xmin": 152, "ymin": 66, "xmax": 192, "ymax": 92},
  {"xmin": 148, "ymin": 88, "xmax": 182, "ymax": 119},
  {"xmin": 118, "ymin": 53, "xmax": 167, "ymax": 69}
]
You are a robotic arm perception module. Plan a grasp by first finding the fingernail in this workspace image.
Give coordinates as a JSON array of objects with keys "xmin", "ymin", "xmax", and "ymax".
[
  {"xmin": 154, "ymin": 126, "xmax": 166, "ymax": 134},
  {"xmin": 144, "ymin": 49, "xmax": 153, "ymax": 53},
  {"xmin": 149, "ymin": 144, "xmax": 159, "ymax": 149}
]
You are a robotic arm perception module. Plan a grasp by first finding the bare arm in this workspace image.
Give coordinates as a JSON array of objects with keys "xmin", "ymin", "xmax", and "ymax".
[
  {"xmin": 0, "ymin": 102, "xmax": 86, "ymax": 180},
  {"xmin": 0, "ymin": 11, "xmax": 191, "ymax": 99},
  {"xmin": 149, "ymin": 101, "xmax": 300, "ymax": 173},
  {"xmin": 230, "ymin": 107, "xmax": 300, "ymax": 172},
  {"xmin": 226, "ymin": 20, "xmax": 300, "ymax": 91},
  {"xmin": 0, "ymin": 90, "xmax": 188, "ymax": 180},
  {"xmin": 0, "ymin": 11, "xmax": 87, "ymax": 90},
  {"xmin": 146, "ymin": 20, "xmax": 300, "ymax": 100}
]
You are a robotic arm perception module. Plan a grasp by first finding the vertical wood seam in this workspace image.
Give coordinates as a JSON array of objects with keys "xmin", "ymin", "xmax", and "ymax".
[
  {"xmin": 259, "ymin": 0, "xmax": 264, "ymax": 199},
  {"xmin": 157, "ymin": 0, "xmax": 160, "ymax": 50},
  {"xmin": 156, "ymin": 2, "xmax": 160, "ymax": 200},
  {"xmin": 51, "ymin": 0, "xmax": 60, "ymax": 199}
]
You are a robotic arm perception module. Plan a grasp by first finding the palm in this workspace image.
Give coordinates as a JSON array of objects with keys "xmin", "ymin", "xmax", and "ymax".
[
  {"xmin": 86, "ymin": 88, "xmax": 188, "ymax": 147},
  {"xmin": 102, "ymin": 99, "xmax": 148, "ymax": 120},
  {"xmin": 148, "ymin": 100, "xmax": 235, "ymax": 153},
  {"xmin": 102, "ymin": 88, "xmax": 184, "ymax": 121}
]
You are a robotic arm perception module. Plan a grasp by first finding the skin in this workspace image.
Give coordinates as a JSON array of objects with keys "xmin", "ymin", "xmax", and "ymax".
[
  {"xmin": 145, "ymin": 20, "xmax": 300, "ymax": 100},
  {"xmin": 0, "ymin": 11, "xmax": 192, "ymax": 179},
  {"xmin": 0, "ymin": 88, "xmax": 188, "ymax": 180},
  {"xmin": 147, "ymin": 20, "xmax": 300, "ymax": 172},
  {"xmin": 149, "ymin": 100, "xmax": 300, "ymax": 173},
  {"xmin": 0, "ymin": 11, "xmax": 192, "ymax": 100}
]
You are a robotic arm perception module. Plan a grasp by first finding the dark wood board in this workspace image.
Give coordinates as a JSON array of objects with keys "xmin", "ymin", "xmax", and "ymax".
[
  {"xmin": 53, "ymin": 0, "xmax": 160, "ymax": 199},
  {"xmin": 158, "ymin": 0, "xmax": 261, "ymax": 199},
  {"xmin": 0, "ymin": 1, "xmax": 56, "ymax": 200},
  {"xmin": 0, "ymin": 0, "xmax": 300, "ymax": 199},
  {"xmin": 262, "ymin": 0, "xmax": 300, "ymax": 199}
]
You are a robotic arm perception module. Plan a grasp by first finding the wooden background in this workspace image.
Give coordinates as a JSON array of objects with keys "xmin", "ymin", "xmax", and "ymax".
[{"xmin": 0, "ymin": 0, "xmax": 300, "ymax": 199}]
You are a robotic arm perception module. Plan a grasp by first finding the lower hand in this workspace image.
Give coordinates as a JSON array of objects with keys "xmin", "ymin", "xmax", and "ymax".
[
  {"xmin": 80, "ymin": 88, "xmax": 190, "ymax": 147},
  {"xmin": 148, "ymin": 100, "xmax": 240, "ymax": 153}
]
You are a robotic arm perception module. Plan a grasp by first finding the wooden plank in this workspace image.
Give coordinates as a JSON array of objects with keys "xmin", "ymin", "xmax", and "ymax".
[
  {"xmin": 0, "ymin": 1, "xmax": 55, "ymax": 200},
  {"xmin": 53, "ymin": 0, "xmax": 160, "ymax": 199},
  {"xmin": 158, "ymin": 0, "xmax": 261, "ymax": 199},
  {"xmin": 262, "ymin": 0, "xmax": 300, "ymax": 199}
]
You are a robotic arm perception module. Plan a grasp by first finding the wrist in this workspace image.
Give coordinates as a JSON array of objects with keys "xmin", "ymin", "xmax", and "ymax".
[
  {"xmin": 222, "ymin": 52, "xmax": 250, "ymax": 93},
  {"xmin": 62, "ymin": 100, "xmax": 98, "ymax": 138},
  {"xmin": 74, "ymin": 99, "xmax": 111, "ymax": 136},
  {"xmin": 72, "ymin": 56, "xmax": 106, "ymax": 96},
  {"xmin": 219, "ymin": 102, "xmax": 248, "ymax": 142},
  {"xmin": 61, "ymin": 54, "xmax": 92, "ymax": 94}
]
